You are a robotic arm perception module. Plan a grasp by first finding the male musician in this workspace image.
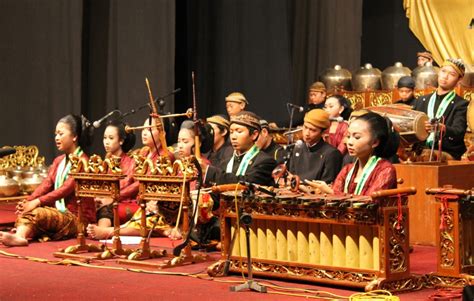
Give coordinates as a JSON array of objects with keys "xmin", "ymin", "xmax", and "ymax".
[
  {"xmin": 395, "ymin": 76, "xmax": 416, "ymax": 107},
  {"xmin": 255, "ymin": 119, "xmax": 284, "ymax": 164},
  {"xmin": 289, "ymin": 109, "xmax": 342, "ymax": 183},
  {"xmin": 306, "ymin": 81, "xmax": 327, "ymax": 111},
  {"xmin": 204, "ymin": 111, "xmax": 277, "ymax": 186},
  {"xmin": 205, "ymin": 114, "xmax": 234, "ymax": 169},
  {"xmin": 413, "ymin": 58, "xmax": 468, "ymax": 160},
  {"xmin": 417, "ymin": 51, "xmax": 434, "ymax": 67},
  {"xmin": 225, "ymin": 92, "xmax": 248, "ymax": 117}
]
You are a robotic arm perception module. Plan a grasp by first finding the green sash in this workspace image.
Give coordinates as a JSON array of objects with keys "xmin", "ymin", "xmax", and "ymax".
[
  {"xmin": 344, "ymin": 156, "xmax": 381, "ymax": 195},
  {"xmin": 54, "ymin": 147, "xmax": 83, "ymax": 212},
  {"xmin": 426, "ymin": 91, "xmax": 455, "ymax": 147},
  {"xmin": 226, "ymin": 145, "xmax": 260, "ymax": 176}
]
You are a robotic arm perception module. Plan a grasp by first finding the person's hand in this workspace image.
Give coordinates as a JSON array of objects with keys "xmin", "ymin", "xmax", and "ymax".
[
  {"xmin": 305, "ymin": 180, "xmax": 333, "ymax": 194},
  {"xmin": 94, "ymin": 197, "xmax": 113, "ymax": 209},
  {"xmin": 16, "ymin": 199, "xmax": 41, "ymax": 215},
  {"xmin": 145, "ymin": 200, "xmax": 158, "ymax": 215},
  {"xmin": 424, "ymin": 121, "xmax": 446, "ymax": 133}
]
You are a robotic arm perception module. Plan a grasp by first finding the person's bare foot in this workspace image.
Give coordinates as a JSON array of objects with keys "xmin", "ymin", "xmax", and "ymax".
[
  {"xmin": 168, "ymin": 228, "xmax": 182, "ymax": 240},
  {"xmin": 86, "ymin": 224, "xmax": 113, "ymax": 240},
  {"xmin": 0, "ymin": 232, "xmax": 28, "ymax": 246}
]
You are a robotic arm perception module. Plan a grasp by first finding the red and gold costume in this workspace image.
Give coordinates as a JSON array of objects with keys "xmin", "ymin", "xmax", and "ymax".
[
  {"xmin": 18, "ymin": 153, "xmax": 96, "ymax": 241},
  {"xmin": 332, "ymin": 159, "xmax": 397, "ymax": 196},
  {"xmin": 326, "ymin": 122, "xmax": 348, "ymax": 155}
]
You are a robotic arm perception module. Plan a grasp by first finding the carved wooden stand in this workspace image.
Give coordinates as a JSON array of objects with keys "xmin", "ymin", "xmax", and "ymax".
[
  {"xmin": 425, "ymin": 187, "xmax": 474, "ymax": 288},
  {"xmin": 117, "ymin": 173, "xmax": 208, "ymax": 268},
  {"xmin": 54, "ymin": 167, "xmax": 131, "ymax": 261},
  {"xmin": 208, "ymin": 187, "xmax": 425, "ymax": 292}
]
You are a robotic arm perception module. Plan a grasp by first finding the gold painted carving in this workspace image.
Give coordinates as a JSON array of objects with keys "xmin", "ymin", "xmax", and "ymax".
[{"xmin": 0, "ymin": 145, "xmax": 45, "ymax": 169}]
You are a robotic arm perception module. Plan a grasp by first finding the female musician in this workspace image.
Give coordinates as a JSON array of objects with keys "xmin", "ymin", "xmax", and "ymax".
[
  {"xmin": 324, "ymin": 95, "xmax": 352, "ymax": 155},
  {"xmin": 313, "ymin": 112, "xmax": 399, "ymax": 196},
  {"xmin": 0, "ymin": 114, "xmax": 94, "ymax": 246},
  {"xmin": 87, "ymin": 120, "xmax": 196, "ymax": 241},
  {"xmin": 93, "ymin": 120, "xmax": 136, "ymax": 228}
]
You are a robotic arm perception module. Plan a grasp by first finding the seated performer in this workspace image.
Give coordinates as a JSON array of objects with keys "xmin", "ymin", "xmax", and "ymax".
[
  {"xmin": 288, "ymin": 109, "xmax": 342, "ymax": 183},
  {"xmin": 323, "ymin": 95, "xmax": 352, "ymax": 155},
  {"xmin": 256, "ymin": 119, "xmax": 284, "ymax": 164},
  {"xmin": 0, "ymin": 114, "xmax": 95, "ymax": 246},
  {"xmin": 205, "ymin": 114, "xmax": 233, "ymax": 169},
  {"xmin": 417, "ymin": 50, "xmax": 434, "ymax": 67},
  {"xmin": 293, "ymin": 81, "xmax": 328, "ymax": 126},
  {"xmin": 204, "ymin": 111, "xmax": 277, "ymax": 186},
  {"xmin": 225, "ymin": 92, "xmax": 248, "ymax": 117},
  {"xmin": 87, "ymin": 117, "xmax": 174, "ymax": 239},
  {"xmin": 395, "ymin": 76, "xmax": 416, "ymax": 107},
  {"xmin": 94, "ymin": 120, "xmax": 136, "ymax": 228},
  {"xmin": 314, "ymin": 112, "xmax": 399, "ymax": 196},
  {"xmin": 413, "ymin": 58, "xmax": 468, "ymax": 160},
  {"xmin": 306, "ymin": 81, "xmax": 327, "ymax": 111}
]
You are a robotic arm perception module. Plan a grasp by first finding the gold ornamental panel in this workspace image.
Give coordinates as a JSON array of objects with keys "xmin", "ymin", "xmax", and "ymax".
[
  {"xmin": 342, "ymin": 92, "xmax": 365, "ymax": 110},
  {"xmin": 0, "ymin": 145, "xmax": 45, "ymax": 170},
  {"xmin": 369, "ymin": 92, "xmax": 393, "ymax": 107},
  {"xmin": 439, "ymin": 208, "xmax": 455, "ymax": 268}
]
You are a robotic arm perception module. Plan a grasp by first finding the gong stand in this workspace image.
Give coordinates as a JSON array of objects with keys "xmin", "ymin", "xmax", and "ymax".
[
  {"xmin": 117, "ymin": 172, "xmax": 209, "ymax": 268},
  {"xmin": 54, "ymin": 155, "xmax": 130, "ymax": 261}
]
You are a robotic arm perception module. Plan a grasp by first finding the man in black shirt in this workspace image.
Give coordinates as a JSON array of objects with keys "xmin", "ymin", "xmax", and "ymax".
[{"xmin": 413, "ymin": 58, "xmax": 468, "ymax": 160}]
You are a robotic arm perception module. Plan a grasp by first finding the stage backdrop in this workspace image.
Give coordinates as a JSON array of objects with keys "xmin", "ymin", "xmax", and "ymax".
[
  {"xmin": 0, "ymin": 0, "xmax": 175, "ymax": 163},
  {"xmin": 175, "ymin": 0, "xmax": 363, "ymax": 126}
]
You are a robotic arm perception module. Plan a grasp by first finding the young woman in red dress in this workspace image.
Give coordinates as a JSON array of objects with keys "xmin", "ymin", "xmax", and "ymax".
[
  {"xmin": 323, "ymin": 95, "xmax": 352, "ymax": 155},
  {"xmin": 0, "ymin": 114, "xmax": 94, "ymax": 246},
  {"xmin": 92, "ymin": 120, "xmax": 137, "ymax": 228},
  {"xmin": 314, "ymin": 112, "xmax": 399, "ymax": 196}
]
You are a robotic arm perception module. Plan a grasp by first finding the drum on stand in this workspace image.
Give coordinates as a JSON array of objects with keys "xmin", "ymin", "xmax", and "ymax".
[{"xmin": 366, "ymin": 104, "xmax": 429, "ymax": 146}]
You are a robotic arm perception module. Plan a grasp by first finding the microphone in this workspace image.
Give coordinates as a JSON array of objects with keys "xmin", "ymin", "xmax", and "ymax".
[
  {"xmin": 283, "ymin": 139, "xmax": 303, "ymax": 150},
  {"xmin": 0, "ymin": 147, "xmax": 16, "ymax": 158},
  {"xmin": 329, "ymin": 117, "xmax": 344, "ymax": 122},
  {"xmin": 287, "ymin": 103, "xmax": 304, "ymax": 112},
  {"xmin": 93, "ymin": 110, "xmax": 120, "ymax": 128},
  {"xmin": 154, "ymin": 88, "xmax": 181, "ymax": 109}
]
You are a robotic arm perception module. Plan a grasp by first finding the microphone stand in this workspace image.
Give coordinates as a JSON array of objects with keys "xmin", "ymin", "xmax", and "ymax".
[
  {"xmin": 121, "ymin": 88, "xmax": 181, "ymax": 118},
  {"xmin": 230, "ymin": 187, "xmax": 267, "ymax": 293},
  {"xmin": 429, "ymin": 119, "xmax": 439, "ymax": 162}
]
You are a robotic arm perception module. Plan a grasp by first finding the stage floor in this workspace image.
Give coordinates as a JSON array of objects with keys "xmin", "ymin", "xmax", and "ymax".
[{"xmin": 0, "ymin": 203, "xmax": 460, "ymax": 301}]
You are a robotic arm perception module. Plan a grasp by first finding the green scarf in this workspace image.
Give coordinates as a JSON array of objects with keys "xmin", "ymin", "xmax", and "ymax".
[
  {"xmin": 426, "ymin": 91, "xmax": 455, "ymax": 147},
  {"xmin": 344, "ymin": 155, "xmax": 381, "ymax": 195},
  {"xmin": 226, "ymin": 144, "xmax": 260, "ymax": 176},
  {"xmin": 54, "ymin": 147, "xmax": 83, "ymax": 212}
]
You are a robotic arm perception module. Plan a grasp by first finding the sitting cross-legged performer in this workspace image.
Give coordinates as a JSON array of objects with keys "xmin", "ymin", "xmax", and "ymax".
[
  {"xmin": 204, "ymin": 111, "xmax": 277, "ymax": 187},
  {"xmin": 0, "ymin": 114, "xmax": 95, "ymax": 246},
  {"xmin": 312, "ymin": 112, "xmax": 400, "ymax": 196},
  {"xmin": 288, "ymin": 109, "xmax": 342, "ymax": 183},
  {"xmin": 94, "ymin": 120, "xmax": 137, "ymax": 228},
  {"xmin": 87, "ymin": 117, "xmax": 174, "ymax": 240}
]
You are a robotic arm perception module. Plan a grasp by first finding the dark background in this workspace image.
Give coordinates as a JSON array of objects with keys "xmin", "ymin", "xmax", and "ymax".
[{"xmin": 0, "ymin": 0, "xmax": 424, "ymax": 163}]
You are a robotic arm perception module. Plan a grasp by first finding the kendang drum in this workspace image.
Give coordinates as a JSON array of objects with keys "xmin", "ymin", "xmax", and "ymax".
[{"xmin": 366, "ymin": 104, "xmax": 429, "ymax": 146}]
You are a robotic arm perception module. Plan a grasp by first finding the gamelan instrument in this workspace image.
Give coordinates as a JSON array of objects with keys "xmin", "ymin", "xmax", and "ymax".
[
  {"xmin": 425, "ymin": 187, "xmax": 474, "ymax": 287},
  {"xmin": 366, "ymin": 104, "xmax": 429, "ymax": 145},
  {"xmin": 208, "ymin": 186, "xmax": 422, "ymax": 292}
]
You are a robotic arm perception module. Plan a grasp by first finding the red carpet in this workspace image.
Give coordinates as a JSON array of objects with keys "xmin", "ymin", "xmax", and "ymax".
[{"xmin": 0, "ymin": 235, "xmax": 446, "ymax": 301}]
